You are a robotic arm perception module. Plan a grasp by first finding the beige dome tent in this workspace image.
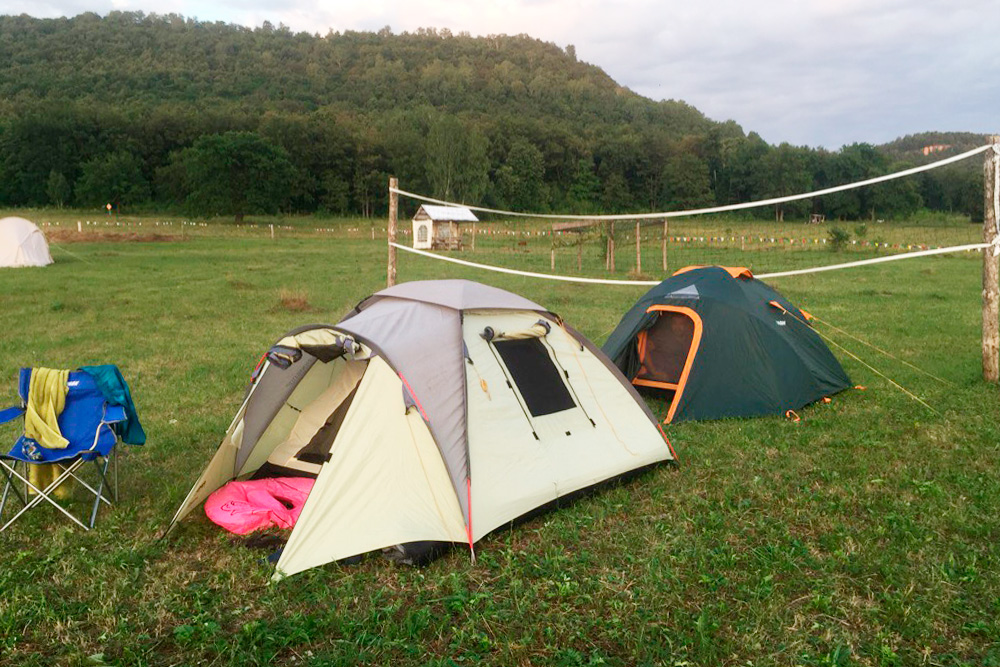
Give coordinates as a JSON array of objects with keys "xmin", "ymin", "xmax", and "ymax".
[
  {"xmin": 170, "ymin": 279, "xmax": 675, "ymax": 580},
  {"xmin": 0, "ymin": 217, "xmax": 54, "ymax": 268}
]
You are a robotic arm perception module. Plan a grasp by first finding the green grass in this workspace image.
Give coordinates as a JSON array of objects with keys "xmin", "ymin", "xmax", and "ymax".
[{"xmin": 1, "ymin": 212, "xmax": 998, "ymax": 666}]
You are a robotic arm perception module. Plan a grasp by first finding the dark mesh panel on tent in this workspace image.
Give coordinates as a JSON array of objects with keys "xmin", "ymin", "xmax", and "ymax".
[
  {"xmin": 493, "ymin": 338, "xmax": 576, "ymax": 417},
  {"xmin": 295, "ymin": 386, "xmax": 359, "ymax": 465},
  {"xmin": 635, "ymin": 311, "xmax": 695, "ymax": 386}
]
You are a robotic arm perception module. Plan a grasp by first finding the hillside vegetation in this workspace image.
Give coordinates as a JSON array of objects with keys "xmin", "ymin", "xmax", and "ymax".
[{"xmin": 0, "ymin": 12, "xmax": 990, "ymax": 221}]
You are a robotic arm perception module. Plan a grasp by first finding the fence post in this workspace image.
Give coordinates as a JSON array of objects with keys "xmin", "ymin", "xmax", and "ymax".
[
  {"xmin": 550, "ymin": 226, "xmax": 556, "ymax": 271},
  {"xmin": 635, "ymin": 221, "xmax": 641, "ymax": 274},
  {"xmin": 607, "ymin": 221, "xmax": 616, "ymax": 272},
  {"xmin": 387, "ymin": 177, "xmax": 398, "ymax": 288},
  {"xmin": 984, "ymin": 136, "xmax": 1000, "ymax": 382},
  {"xmin": 662, "ymin": 219, "xmax": 668, "ymax": 273}
]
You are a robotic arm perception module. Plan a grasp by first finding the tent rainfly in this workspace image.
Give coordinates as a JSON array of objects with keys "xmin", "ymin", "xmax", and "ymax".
[
  {"xmin": 412, "ymin": 205, "xmax": 478, "ymax": 250},
  {"xmin": 603, "ymin": 266, "xmax": 851, "ymax": 423},
  {"xmin": 0, "ymin": 217, "xmax": 53, "ymax": 268},
  {"xmin": 170, "ymin": 279, "xmax": 675, "ymax": 580}
]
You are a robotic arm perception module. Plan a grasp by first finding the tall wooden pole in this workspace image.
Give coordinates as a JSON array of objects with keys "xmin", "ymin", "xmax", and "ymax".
[
  {"xmin": 387, "ymin": 177, "xmax": 398, "ymax": 287},
  {"xmin": 983, "ymin": 137, "xmax": 1000, "ymax": 382}
]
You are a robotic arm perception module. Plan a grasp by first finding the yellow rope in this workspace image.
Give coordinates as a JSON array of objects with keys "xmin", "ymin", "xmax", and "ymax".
[
  {"xmin": 809, "ymin": 315, "xmax": 954, "ymax": 387},
  {"xmin": 776, "ymin": 307, "xmax": 940, "ymax": 417}
]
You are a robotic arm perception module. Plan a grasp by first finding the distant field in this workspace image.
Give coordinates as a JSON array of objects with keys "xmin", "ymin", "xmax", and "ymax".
[{"xmin": 0, "ymin": 211, "xmax": 997, "ymax": 667}]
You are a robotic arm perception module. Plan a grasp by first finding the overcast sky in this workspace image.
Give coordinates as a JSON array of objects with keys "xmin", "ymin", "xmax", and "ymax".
[{"xmin": 4, "ymin": 0, "xmax": 998, "ymax": 149}]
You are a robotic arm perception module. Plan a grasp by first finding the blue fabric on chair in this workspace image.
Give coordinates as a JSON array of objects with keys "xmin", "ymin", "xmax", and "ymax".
[
  {"xmin": 0, "ymin": 406, "xmax": 24, "ymax": 425},
  {"xmin": 1, "ymin": 366, "xmax": 141, "ymax": 531},
  {"xmin": 6, "ymin": 369, "xmax": 124, "ymax": 464}
]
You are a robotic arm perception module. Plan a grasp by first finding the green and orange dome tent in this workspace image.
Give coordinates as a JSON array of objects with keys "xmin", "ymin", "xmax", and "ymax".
[{"xmin": 602, "ymin": 266, "xmax": 851, "ymax": 423}]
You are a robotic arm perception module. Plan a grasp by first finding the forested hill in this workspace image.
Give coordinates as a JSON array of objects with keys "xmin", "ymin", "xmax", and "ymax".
[
  {"xmin": 0, "ymin": 12, "xmax": 707, "ymax": 132},
  {"xmin": 0, "ymin": 12, "xmax": 986, "ymax": 221}
]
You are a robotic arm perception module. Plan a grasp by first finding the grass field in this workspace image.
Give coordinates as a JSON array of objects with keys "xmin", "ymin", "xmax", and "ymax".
[{"xmin": 1, "ymin": 211, "xmax": 998, "ymax": 666}]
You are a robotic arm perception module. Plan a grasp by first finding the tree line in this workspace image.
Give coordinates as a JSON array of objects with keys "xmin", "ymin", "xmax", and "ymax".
[{"xmin": 0, "ymin": 13, "xmax": 986, "ymax": 221}]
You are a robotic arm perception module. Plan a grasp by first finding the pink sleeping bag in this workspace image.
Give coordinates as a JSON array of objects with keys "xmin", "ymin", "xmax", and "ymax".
[{"xmin": 204, "ymin": 477, "xmax": 315, "ymax": 535}]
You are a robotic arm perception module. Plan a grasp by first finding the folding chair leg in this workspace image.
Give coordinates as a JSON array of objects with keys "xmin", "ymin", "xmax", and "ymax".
[
  {"xmin": 88, "ymin": 455, "xmax": 114, "ymax": 529},
  {"xmin": 1, "ymin": 444, "xmax": 124, "ymax": 532},
  {"xmin": 0, "ymin": 462, "xmax": 91, "ymax": 531},
  {"xmin": 1, "ymin": 461, "xmax": 28, "ymax": 519}
]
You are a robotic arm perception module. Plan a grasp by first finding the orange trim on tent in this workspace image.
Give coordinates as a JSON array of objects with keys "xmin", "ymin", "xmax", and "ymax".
[
  {"xmin": 656, "ymin": 423, "xmax": 679, "ymax": 464},
  {"xmin": 633, "ymin": 305, "xmax": 704, "ymax": 424},
  {"xmin": 770, "ymin": 300, "xmax": 814, "ymax": 322},
  {"xmin": 632, "ymin": 378, "xmax": 679, "ymax": 390},
  {"xmin": 673, "ymin": 265, "xmax": 753, "ymax": 279}
]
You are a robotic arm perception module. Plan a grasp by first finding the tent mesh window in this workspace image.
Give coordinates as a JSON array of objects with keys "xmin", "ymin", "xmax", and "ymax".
[
  {"xmin": 492, "ymin": 338, "xmax": 576, "ymax": 417},
  {"xmin": 295, "ymin": 385, "xmax": 359, "ymax": 465},
  {"xmin": 635, "ymin": 311, "xmax": 695, "ymax": 390}
]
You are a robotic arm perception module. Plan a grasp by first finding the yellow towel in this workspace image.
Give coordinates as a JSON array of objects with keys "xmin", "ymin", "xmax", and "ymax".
[
  {"xmin": 24, "ymin": 368, "xmax": 70, "ymax": 449},
  {"xmin": 29, "ymin": 464, "xmax": 67, "ymax": 498}
]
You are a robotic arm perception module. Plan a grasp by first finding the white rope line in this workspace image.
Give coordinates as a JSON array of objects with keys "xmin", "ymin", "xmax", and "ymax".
[
  {"xmin": 392, "ymin": 144, "xmax": 994, "ymax": 222},
  {"xmin": 756, "ymin": 243, "xmax": 989, "ymax": 279},
  {"xmin": 392, "ymin": 243, "xmax": 663, "ymax": 285},
  {"xmin": 392, "ymin": 242, "xmax": 989, "ymax": 285}
]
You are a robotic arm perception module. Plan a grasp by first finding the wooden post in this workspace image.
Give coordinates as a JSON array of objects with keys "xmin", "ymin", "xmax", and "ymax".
[
  {"xmin": 661, "ymin": 219, "xmax": 668, "ymax": 272},
  {"xmin": 387, "ymin": 177, "xmax": 398, "ymax": 287},
  {"xmin": 635, "ymin": 221, "xmax": 641, "ymax": 274},
  {"xmin": 984, "ymin": 136, "xmax": 1000, "ymax": 382},
  {"xmin": 550, "ymin": 226, "xmax": 556, "ymax": 271},
  {"xmin": 607, "ymin": 221, "xmax": 616, "ymax": 272}
]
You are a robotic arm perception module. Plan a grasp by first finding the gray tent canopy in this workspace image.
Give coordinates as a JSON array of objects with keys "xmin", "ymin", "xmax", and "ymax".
[{"xmin": 171, "ymin": 279, "xmax": 675, "ymax": 579}]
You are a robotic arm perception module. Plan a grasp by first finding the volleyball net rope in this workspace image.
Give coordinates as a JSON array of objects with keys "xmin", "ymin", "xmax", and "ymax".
[{"xmin": 390, "ymin": 143, "xmax": 999, "ymax": 284}]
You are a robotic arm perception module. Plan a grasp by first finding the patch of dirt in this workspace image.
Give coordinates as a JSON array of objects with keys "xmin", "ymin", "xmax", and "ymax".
[
  {"xmin": 46, "ymin": 230, "xmax": 183, "ymax": 243},
  {"xmin": 274, "ymin": 288, "xmax": 313, "ymax": 312}
]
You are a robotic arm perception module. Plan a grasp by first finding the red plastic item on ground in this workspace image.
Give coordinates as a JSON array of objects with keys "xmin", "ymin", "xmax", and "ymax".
[{"xmin": 204, "ymin": 477, "xmax": 315, "ymax": 535}]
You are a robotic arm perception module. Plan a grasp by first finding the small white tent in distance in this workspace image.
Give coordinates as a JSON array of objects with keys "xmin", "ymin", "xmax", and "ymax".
[
  {"xmin": 170, "ymin": 279, "xmax": 676, "ymax": 580},
  {"xmin": 0, "ymin": 217, "xmax": 54, "ymax": 268}
]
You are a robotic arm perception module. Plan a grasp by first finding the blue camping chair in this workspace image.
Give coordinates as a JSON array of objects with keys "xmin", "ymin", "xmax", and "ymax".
[{"xmin": 0, "ymin": 367, "xmax": 142, "ymax": 531}]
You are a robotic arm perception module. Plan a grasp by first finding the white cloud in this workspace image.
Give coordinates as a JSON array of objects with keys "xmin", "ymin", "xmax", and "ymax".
[{"xmin": 0, "ymin": 0, "xmax": 996, "ymax": 148}]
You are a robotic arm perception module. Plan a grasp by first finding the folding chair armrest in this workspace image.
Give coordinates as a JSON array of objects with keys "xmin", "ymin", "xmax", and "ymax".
[
  {"xmin": 103, "ymin": 405, "xmax": 127, "ymax": 424},
  {"xmin": 0, "ymin": 406, "xmax": 24, "ymax": 425}
]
